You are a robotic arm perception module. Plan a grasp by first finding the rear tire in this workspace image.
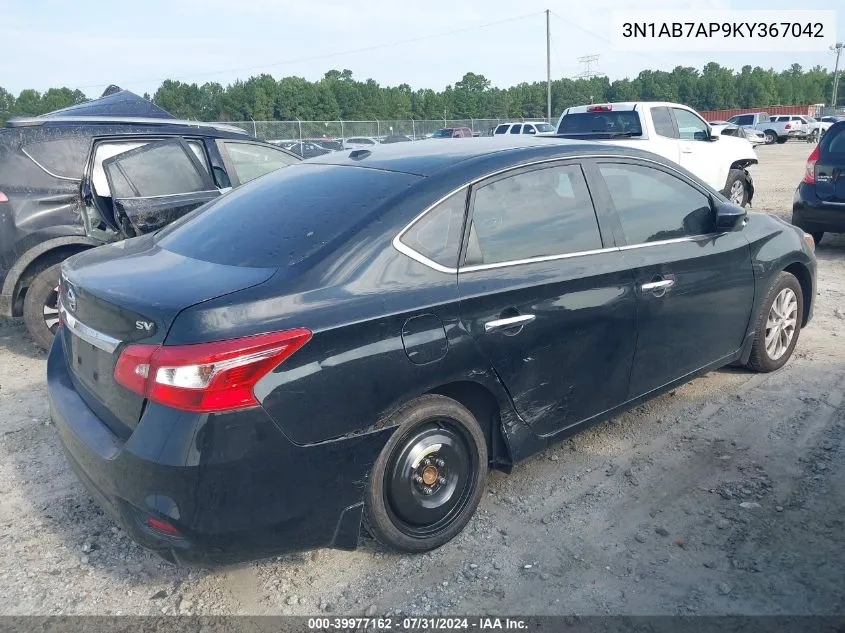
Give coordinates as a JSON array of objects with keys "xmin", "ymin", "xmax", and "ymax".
[
  {"xmin": 23, "ymin": 263, "xmax": 62, "ymax": 351},
  {"xmin": 723, "ymin": 169, "xmax": 749, "ymax": 207},
  {"xmin": 776, "ymin": 136, "xmax": 788, "ymax": 144},
  {"xmin": 363, "ymin": 394, "xmax": 488, "ymax": 553},
  {"xmin": 746, "ymin": 272, "xmax": 803, "ymax": 373},
  {"xmin": 764, "ymin": 130, "xmax": 777, "ymax": 144}
]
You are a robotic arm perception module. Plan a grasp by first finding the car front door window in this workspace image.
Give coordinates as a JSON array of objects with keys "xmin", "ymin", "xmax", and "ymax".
[
  {"xmin": 672, "ymin": 108, "xmax": 709, "ymax": 141},
  {"xmin": 597, "ymin": 163, "xmax": 715, "ymax": 244}
]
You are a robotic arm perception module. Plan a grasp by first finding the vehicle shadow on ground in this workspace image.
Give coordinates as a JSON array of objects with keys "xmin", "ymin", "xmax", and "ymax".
[{"xmin": 0, "ymin": 320, "xmax": 47, "ymax": 361}]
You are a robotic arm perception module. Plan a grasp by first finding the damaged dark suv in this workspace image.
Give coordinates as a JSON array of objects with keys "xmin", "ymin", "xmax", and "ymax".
[{"xmin": 0, "ymin": 91, "xmax": 299, "ymax": 348}]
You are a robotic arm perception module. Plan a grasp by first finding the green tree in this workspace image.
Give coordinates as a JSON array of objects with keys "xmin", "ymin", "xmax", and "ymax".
[{"xmin": 14, "ymin": 89, "xmax": 42, "ymax": 116}]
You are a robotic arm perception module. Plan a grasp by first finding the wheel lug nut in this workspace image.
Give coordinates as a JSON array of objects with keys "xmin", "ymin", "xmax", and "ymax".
[
  {"xmin": 423, "ymin": 486, "xmax": 433, "ymax": 495},
  {"xmin": 423, "ymin": 458, "xmax": 431, "ymax": 466},
  {"xmin": 436, "ymin": 458, "xmax": 445, "ymax": 467},
  {"xmin": 414, "ymin": 475, "xmax": 424, "ymax": 484},
  {"xmin": 437, "ymin": 476, "xmax": 446, "ymax": 485}
]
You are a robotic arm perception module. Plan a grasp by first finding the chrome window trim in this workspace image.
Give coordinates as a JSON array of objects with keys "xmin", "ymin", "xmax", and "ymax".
[
  {"xmin": 59, "ymin": 304, "xmax": 122, "ymax": 353},
  {"xmin": 391, "ymin": 153, "xmax": 722, "ymax": 274},
  {"xmin": 462, "ymin": 246, "xmax": 617, "ymax": 272},
  {"xmin": 21, "ymin": 147, "xmax": 82, "ymax": 183}
]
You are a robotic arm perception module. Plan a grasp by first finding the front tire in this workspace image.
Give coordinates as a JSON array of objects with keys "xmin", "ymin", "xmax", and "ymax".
[
  {"xmin": 23, "ymin": 263, "xmax": 62, "ymax": 351},
  {"xmin": 363, "ymin": 394, "xmax": 488, "ymax": 553},
  {"xmin": 723, "ymin": 169, "xmax": 749, "ymax": 207},
  {"xmin": 746, "ymin": 272, "xmax": 803, "ymax": 373}
]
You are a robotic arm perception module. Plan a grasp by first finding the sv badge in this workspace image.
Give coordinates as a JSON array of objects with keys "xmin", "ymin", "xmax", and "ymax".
[{"xmin": 136, "ymin": 321, "xmax": 154, "ymax": 332}]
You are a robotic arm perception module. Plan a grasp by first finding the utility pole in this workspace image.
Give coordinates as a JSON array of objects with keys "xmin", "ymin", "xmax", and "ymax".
[
  {"xmin": 832, "ymin": 43, "xmax": 844, "ymax": 108},
  {"xmin": 546, "ymin": 9, "xmax": 551, "ymax": 123}
]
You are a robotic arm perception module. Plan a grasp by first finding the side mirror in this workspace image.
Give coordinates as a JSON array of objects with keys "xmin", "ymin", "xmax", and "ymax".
[{"xmin": 713, "ymin": 197, "xmax": 747, "ymax": 230}]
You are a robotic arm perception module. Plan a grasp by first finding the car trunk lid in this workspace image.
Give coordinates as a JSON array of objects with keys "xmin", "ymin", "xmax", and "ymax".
[{"xmin": 59, "ymin": 234, "xmax": 277, "ymax": 437}]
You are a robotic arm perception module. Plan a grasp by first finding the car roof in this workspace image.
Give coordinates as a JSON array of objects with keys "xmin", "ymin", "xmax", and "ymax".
[
  {"xmin": 4, "ymin": 116, "xmax": 250, "ymax": 136},
  {"xmin": 306, "ymin": 136, "xmax": 675, "ymax": 178}
]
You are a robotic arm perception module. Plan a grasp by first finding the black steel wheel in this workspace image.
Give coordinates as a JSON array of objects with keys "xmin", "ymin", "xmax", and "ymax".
[{"xmin": 364, "ymin": 395, "xmax": 488, "ymax": 552}]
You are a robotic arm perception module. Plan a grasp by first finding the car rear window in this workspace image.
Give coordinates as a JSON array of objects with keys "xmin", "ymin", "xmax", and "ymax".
[
  {"xmin": 558, "ymin": 111, "xmax": 643, "ymax": 136},
  {"xmin": 157, "ymin": 164, "xmax": 421, "ymax": 268},
  {"xmin": 21, "ymin": 134, "xmax": 91, "ymax": 179},
  {"xmin": 820, "ymin": 124, "xmax": 845, "ymax": 155}
]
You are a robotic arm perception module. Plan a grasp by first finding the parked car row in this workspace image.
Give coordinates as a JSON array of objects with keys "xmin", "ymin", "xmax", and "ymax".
[{"xmin": 726, "ymin": 112, "xmax": 833, "ymax": 144}]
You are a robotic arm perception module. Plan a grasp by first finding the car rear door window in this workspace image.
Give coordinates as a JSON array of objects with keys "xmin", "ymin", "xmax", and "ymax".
[
  {"xmin": 398, "ymin": 190, "xmax": 467, "ymax": 268},
  {"xmin": 103, "ymin": 139, "xmax": 213, "ymax": 198},
  {"xmin": 651, "ymin": 107, "xmax": 677, "ymax": 138},
  {"xmin": 222, "ymin": 141, "xmax": 298, "ymax": 184},
  {"xmin": 509, "ymin": 125, "xmax": 522, "ymax": 134},
  {"xmin": 465, "ymin": 164, "xmax": 602, "ymax": 266},
  {"xmin": 597, "ymin": 162, "xmax": 715, "ymax": 245}
]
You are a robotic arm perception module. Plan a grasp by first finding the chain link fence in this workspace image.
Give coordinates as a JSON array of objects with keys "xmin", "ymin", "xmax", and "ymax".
[{"xmin": 218, "ymin": 118, "xmax": 552, "ymax": 141}]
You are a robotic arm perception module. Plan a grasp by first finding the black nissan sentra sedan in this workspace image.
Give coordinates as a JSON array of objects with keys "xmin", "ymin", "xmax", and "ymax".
[{"xmin": 48, "ymin": 138, "xmax": 817, "ymax": 565}]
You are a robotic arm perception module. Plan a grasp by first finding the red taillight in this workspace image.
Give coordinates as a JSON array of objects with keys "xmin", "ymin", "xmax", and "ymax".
[
  {"xmin": 114, "ymin": 329, "xmax": 312, "ymax": 413},
  {"xmin": 803, "ymin": 145, "xmax": 820, "ymax": 184},
  {"xmin": 587, "ymin": 104, "xmax": 613, "ymax": 112},
  {"xmin": 785, "ymin": 123, "xmax": 791, "ymax": 130},
  {"xmin": 0, "ymin": 191, "xmax": 8, "ymax": 203}
]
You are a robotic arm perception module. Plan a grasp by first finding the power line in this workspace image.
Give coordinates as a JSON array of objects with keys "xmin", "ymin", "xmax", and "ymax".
[
  {"xmin": 74, "ymin": 11, "xmax": 545, "ymax": 91},
  {"xmin": 548, "ymin": 10, "xmax": 667, "ymax": 67}
]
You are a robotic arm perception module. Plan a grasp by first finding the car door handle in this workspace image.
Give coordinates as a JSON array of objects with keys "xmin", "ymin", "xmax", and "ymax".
[
  {"xmin": 641, "ymin": 279, "xmax": 675, "ymax": 292},
  {"xmin": 484, "ymin": 314, "xmax": 535, "ymax": 333}
]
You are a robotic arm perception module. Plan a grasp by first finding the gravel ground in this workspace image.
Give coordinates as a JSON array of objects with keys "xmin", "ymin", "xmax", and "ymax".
[{"xmin": 1, "ymin": 141, "xmax": 843, "ymax": 616}]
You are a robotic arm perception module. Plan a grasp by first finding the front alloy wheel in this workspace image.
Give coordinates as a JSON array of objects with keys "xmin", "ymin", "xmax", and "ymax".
[
  {"xmin": 364, "ymin": 395, "xmax": 488, "ymax": 552},
  {"xmin": 747, "ymin": 271, "xmax": 803, "ymax": 372},
  {"xmin": 764, "ymin": 288, "xmax": 798, "ymax": 361}
]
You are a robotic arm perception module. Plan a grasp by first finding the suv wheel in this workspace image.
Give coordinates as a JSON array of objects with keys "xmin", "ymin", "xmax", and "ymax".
[
  {"xmin": 363, "ymin": 394, "xmax": 488, "ymax": 553},
  {"xmin": 746, "ymin": 272, "xmax": 803, "ymax": 373},
  {"xmin": 764, "ymin": 130, "xmax": 777, "ymax": 144},
  {"xmin": 23, "ymin": 263, "xmax": 62, "ymax": 351}
]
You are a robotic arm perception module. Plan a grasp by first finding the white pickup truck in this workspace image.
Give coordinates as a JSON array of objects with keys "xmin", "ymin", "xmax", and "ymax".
[{"xmin": 556, "ymin": 102, "xmax": 758, "ymax": 206}]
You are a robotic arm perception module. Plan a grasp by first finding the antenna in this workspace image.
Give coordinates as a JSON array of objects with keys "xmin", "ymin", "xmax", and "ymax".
[{"xmin": 576, "ymin": 54, "xmax": 602, "ymax": 79}]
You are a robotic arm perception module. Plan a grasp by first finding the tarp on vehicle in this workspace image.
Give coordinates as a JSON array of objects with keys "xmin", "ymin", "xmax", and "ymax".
[{"xmin": 39, "ymin": 90, "xmax": 175, "ymax": 120}]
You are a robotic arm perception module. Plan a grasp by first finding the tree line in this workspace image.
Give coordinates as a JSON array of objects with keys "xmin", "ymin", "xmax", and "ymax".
[{"xmin": 0, "ymin": 63, "xmax": 837, "ymax": 125}]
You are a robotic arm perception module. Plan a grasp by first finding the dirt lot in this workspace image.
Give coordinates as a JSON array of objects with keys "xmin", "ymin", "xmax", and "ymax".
[{"xmin": 1, "ymin": 141, "xmax": 843, "ymax": 616}]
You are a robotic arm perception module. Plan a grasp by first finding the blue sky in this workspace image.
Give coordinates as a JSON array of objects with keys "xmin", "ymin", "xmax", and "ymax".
[{"xmin": 0, "ymin": 0, "xmax": 842, "ymax": 98}]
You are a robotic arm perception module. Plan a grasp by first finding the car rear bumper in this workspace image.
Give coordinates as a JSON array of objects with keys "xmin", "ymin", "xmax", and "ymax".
[
  {"xmin": 47, "ymin": 332, "xmax": 392, "ymax": 565},
  {"xmin": 792, "ymin": 184, "xmax": 845, "ymax": 233}
]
